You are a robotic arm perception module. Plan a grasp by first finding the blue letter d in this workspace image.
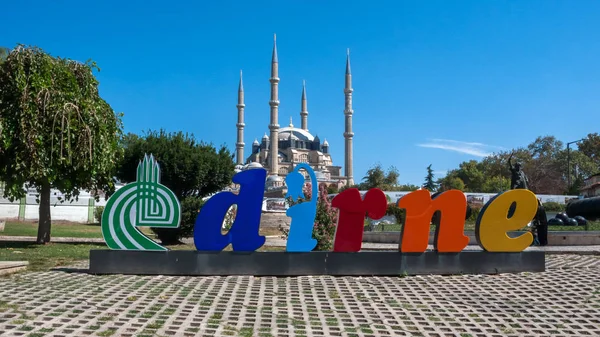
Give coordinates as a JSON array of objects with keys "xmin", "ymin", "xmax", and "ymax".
[{"xmin": 193, "ymin": 169, "xmax": 267, "ymax": 251}]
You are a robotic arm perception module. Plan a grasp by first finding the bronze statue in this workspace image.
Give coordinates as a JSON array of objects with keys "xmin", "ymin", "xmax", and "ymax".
[{"xmin": 508, "ymin": 153, "xmax": 529, "ymax": 190}]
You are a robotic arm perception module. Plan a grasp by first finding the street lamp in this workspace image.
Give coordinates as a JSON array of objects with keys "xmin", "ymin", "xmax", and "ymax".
[{"xmin": 567, "ymin": 138, "xmax": 585, "ymax": 191}]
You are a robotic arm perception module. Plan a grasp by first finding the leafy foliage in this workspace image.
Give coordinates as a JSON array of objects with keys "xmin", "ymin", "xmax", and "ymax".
[
  {"xmin": 280, "ymin": 183, "xmax": 338, "ymax": 251},
  {"xmin": 178, "ymin": 197, "xmax": 205, "ymax": 239},
  {"xmin": 542, "ymin": 201, "xmax": 565, "ymax": 212},
  {"xmin": 117, "ymin": 130, "xmax": 235, "ymax": 243},
  {"xmin": 312, "ymin": 184, "xmax": 338, "ymax": 251},
  {"xmin": 578, "ymin": 132, "xmax": 600, "ymax": 168},
  {"xmin": 94, "ymin": 206, "xmax": 105, "ymax": 223},
  {"xmin": 438, "ymin": 176, "xmax": 465, "ymax": 191},
  {"xmin": 350, "ymin": 163, "xmax": 418, "ymax": 191},
  {"xmin": 385, "ymin": 203, "xmax": 405, "ymax": 223},
  {"xmin": 0, "ymin": 47, "xmax": 8, "ymax": 64},
  {"xmin": 0, "ymin": 45, "xmax": 124, "ymax": 243},
  {"xmin": 326, "ymin": 184, "xmax": 339, "ymax": 194},
  {"xmin": 438, "ymin": 135, "xmax": 598, "ymax": 195}
]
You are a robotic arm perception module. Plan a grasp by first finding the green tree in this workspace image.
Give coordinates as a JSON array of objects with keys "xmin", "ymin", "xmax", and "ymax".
[
  {"xmin": 397, "ymin": 184, "xmax": 420, "ymax": 191},
  {"xmin": 455, "ymin": 161, "xmax": 486, "ymax": 192},
  {"xmin": 481, "ymin": 176, "xmax": 509, "ymax": 193},
  {"xmin": 438, "ymin": 135, "xmax": 597, "ymax": 195},
  {"xmin": 0, "ymin": 47, "xmax": 8, "ymax": 63},
  {"xmin": 578, "ymin": 132, "xmax": 600, "ymax": 167},
  {"xmin": 117, "ymin": 130, "xmax": 235, "ymax": 244},
  {"xmin": 360, "ymin": 163, "xmax": 386, "ymax": 189},
  {"xmin": 359, "ymin": 163, "xmax": 403, "ymax": 190},
  {"xmin": 383, "ymin": 165, "xmax": 400, "ymax": 188},
  {"xmin": 0, "ymin": 45, "xmax": 123, "ymax": 244},
  {"xmin": 438, "ymin": 175, "xmax": 465, "ymax": 191},
  {"xmin": 423, "ymin": 164, "xmax": 437, "ymax": 191}
]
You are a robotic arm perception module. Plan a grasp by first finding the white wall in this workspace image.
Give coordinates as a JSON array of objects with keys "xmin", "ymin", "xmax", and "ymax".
[{"xmin": 0, "ymin": 185, "xmax": 118, "ymax": 223}]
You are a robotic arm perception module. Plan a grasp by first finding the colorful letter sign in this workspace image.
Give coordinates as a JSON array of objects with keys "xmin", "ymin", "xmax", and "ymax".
[
  {"xmin": 399, "ymin": 189, "xmax": 469, "ymax": 253},
  {"xmin": 101, "ymin": 154, "xmax": 181, "ymax": 251},
  {"xmin": 475, "ymin": 189, "xmax": 538, "ymax": 252},
  {"xmin": 284, "ymin": 163, "xmax": 319, "ymax": 252},
  {"xmin": 101, "ymin": 154, "xmax": 542, "ymax": 255},
  {"xmin": 194, "ymin": 169, "xmax": 266, "ymax": 252}
]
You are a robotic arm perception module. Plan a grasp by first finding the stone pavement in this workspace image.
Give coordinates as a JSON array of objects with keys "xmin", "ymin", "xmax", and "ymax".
[{"xmin": 0, "ymin": 255, "xmax": 598, "ymax": 337}]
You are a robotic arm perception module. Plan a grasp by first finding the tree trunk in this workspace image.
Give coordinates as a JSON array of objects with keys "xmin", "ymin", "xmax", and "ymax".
[{"xmin": 36, "ymin": 182, "xmax": 52, "ymax": 244}]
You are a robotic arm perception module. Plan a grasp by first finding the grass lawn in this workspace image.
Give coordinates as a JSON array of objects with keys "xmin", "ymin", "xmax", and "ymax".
[
  {"xmin": 1, "ymin": 221, "xmax": 105, "ymax": 238},
  {"xmin": 0, "ymin": 242, "xmax": 106, "ymax": 272},
  {"xmin": 1, "ymin": 221, "xmax": 158, "ymax": 238},
  {"xmin": 0, "ymin": 221, "xmax": 282, "ymax": 238},
  {"xmin": 0, "ymin": 241, "xmax": 285, "ymax": 273}
]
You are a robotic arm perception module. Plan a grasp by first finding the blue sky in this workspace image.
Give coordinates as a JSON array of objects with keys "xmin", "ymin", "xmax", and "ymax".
[{"xmin": 2, "ymin": 1, "xmax": 599, "ymax": 186}]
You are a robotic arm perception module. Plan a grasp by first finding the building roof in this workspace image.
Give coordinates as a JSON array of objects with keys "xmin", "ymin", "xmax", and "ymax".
[
  {"xmin": 244, "ymin": 162, "xmax": 264, "ymax": 170},
  {"xmin": 585, "ymin": 172, "xmax": 600, "ymax": 180},
  {"xmin": 580, "ymin": 182, "xmax": 600, "ymax": 191}
]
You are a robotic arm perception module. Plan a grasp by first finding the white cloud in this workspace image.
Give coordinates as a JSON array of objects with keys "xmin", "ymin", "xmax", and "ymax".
[{"xmin": 416, "ymin": 139, "xmax": 505, "ymax": 157}]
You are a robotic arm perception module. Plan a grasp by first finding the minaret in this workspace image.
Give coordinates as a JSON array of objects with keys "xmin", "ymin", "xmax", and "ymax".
[
  {"xmin": 300, "ymin": 80, "xmax": 308, "ymax": 131},
  {"xmin": 268, "ymin": 34, "xmax": 280, "ymax": 176},
  {"xmin": 344, "ymin": 49, "xmax": 354, "ymax": 186},
  {"xmin": 236, "ymin": 70, "xmax": 245, "ymax": 165}
]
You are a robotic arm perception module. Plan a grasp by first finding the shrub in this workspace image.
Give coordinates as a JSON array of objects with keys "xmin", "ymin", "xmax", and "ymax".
[
  {"xmin": 279, "ymin": 183, "xmax": 338, "ymax": 251},
  {"xmin": 385, "ymin": 203, "xmax": 405, "ymax": 224},
  {"xmin": 222, "ymin": 205, "xmax": 237, "ymax": 231},
  {"xmin": 542, "ymin": 201, "xmax": 565, "ymax": 212},
  {"xmin": 94, "ymin": 206, "xmax": 105, "ymax": 223},
  {"xmin": 152, "ymin": 196, "xmax": 204, "ymax": 244},
  {"xmin": 467, "ymin": 205, "xmax": 483, "ymax": 222},
  {"xmin": 313, "ymin": 184, "xmax": 338, "ymax": 250}
]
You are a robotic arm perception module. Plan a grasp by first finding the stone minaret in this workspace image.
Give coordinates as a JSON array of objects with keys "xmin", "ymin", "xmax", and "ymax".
[
  {"xmin": 268, "ymin": 34, "xmax": 280, "ymax": 176},
  {"xmin": 300, "ymin": 80, "xmax": 308, "ymax": 131},
  {"xmin": 344, "ymin": 49, "xmax": 354, "ymax": 186},
  {"xmin": 236, "ymin": 70, "xmax": 245, "ymax": 165}
]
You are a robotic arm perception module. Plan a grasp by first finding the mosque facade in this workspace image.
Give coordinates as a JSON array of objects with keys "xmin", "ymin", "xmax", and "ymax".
[{"xmin": 233, "ymin": 36, "xmax": 355, "ymax": 197}]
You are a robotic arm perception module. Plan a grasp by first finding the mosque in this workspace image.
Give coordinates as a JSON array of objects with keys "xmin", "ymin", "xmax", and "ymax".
[{"xmin": 233, "ymin": 36, "xmax": 355, "ymax": 197}]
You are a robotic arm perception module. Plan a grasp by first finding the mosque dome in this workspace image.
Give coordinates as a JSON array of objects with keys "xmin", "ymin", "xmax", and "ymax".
[
  {"xmin": 244, "ymin": 162, "xmax": 264, "ymax": 170},
  {"xmin": 278, "ymin": 126, "xmax": 315, "ymax": 141},
  {"xmin": 278, "ymin": 132, "xmax": 299, "ymax": 141},
  {"xmin": 253, "ymin": 139, "xmax": 260, "ymax": 145},
  {"xmin": 323, "ymin": 139, "xmax": 329, "ymax": 146},
  {"xmin": 262, "ymin": 133, "xmax": 269, "ymax": 140},
  {"xmin": 314, "ymin": 170, "xmax": 327, "ymax": 180},
  {"xmin": 266, "ymin": 175, "xmax": 284, "ymax": 182}
]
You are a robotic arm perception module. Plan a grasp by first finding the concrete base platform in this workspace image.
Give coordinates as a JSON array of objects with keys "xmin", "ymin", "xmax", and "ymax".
[
  {"xmin": 0, "ymin": 261, "xmax": 29, "ymax": 275},
  {"xmin": 89, "ymin": 250, "xmax": 545, "ymax": 276}
]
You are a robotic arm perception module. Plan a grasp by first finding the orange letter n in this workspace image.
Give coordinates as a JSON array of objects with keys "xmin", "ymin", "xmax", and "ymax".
[{"xmin": 398, "ymin": 189, "xmax": 469, "ymax": 253}]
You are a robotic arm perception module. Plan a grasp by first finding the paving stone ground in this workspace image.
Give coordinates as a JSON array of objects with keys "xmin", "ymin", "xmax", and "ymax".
[{"xmin": 0, "ymin": 255, "xmax": 598, "ymax": 337}]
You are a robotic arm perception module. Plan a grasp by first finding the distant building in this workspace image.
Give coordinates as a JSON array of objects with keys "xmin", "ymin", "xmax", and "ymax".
[
  {"xmin": 580, "ymin": 173, "xmax": 600, "ymax": 197},
  {"xmin": 233, "ymin": 35, "xmax": 355, "ymax": 197}
]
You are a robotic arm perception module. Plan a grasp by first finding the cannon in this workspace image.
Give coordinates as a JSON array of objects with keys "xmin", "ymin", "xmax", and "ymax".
[
  {"xmin": 556, "ymin": 212, "xmax": 569, "ymax": 223},
  {"xmin": 548, "ymin": 217, "xmax": 564, "ymax": 226},
  {"xmin": 566, "ymin": 196, "xmax": 600, "ymax": 220},
  {"xmin": 573, "ymin": 215, "xmax": 588, "ymax": 227}
]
